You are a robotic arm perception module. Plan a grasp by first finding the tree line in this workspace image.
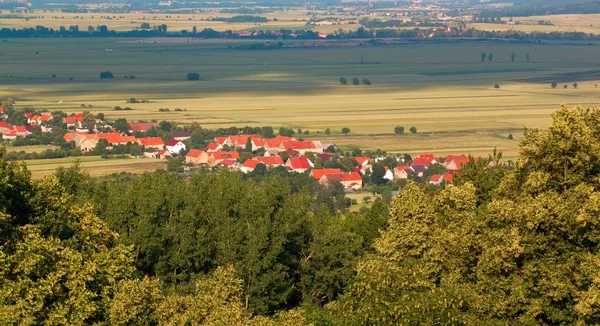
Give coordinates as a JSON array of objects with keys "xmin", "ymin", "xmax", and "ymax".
[{"xmin": 1, "ymin": 25, "xmax": 600, "ymax": 42}]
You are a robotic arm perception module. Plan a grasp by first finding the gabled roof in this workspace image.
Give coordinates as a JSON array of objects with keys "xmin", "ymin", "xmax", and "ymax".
[
  {"xmin": 251, "ymin": 136, "xmax": 265, "ymax": 147},
  {"xmin": 129, "ymin": 122, "xmax": 159, "ymax": 132},
  {"xmin": 444, "ymin": 155, "xmax": 470, "ymax": 169},
  {"xmin": 411, "ymin": 165, "xmax": 427, "ymax": 173},
  {"xmin": 15, "ymin": 126, "xmax": 30, "ymax": 133},
  {"xmin": 257, "ymin": 156, "xmax": 284, "ymax": 165},
  {"xmin": 443, "ymin": 172, "xmax": 454, "ymax": 182},
  {"xmin": 342, "ymin": 171, "xmax": 362, "ymax": 182},
  {"xmin": 430, "ymin": 174, "xmax": 444, "ymax": 183},
  {"xmin": 166, "ymin": 139, "xmax": 181, "ymax": 146},
  {"xmin": 64, "ymin": 113, "xmax": 83, "ymax": 124},
  {"xmin": 206, "ymin": 143, "xmax": 221, "ymax": 151},
  {"xmin": 286, "ymin": 157, "xmax": 313, "ymax": 169},
  {"xmin": 242, "ymin": 159, "xmax": 260, "ymax": 169},
  {"xmin": 219, "ymin": 159, "xmax": 237, "ymax": 166},
  {"xmin": 173, "ymin": 131, "xmax": 190, "ymax": 138},
  {"xmin": 413, "ymin": 154, "xmax": 437, "ymax": 166},
  {"xmin": 98, "ymin": 134, "xmax": 136, "ymax": 145},
  {"xmin": 395, "ymin": 165, "xmax": 410, "ymax": 172},
  {"xmin": 355, "ymin": 157, "xmax": 371, "ymax": 166},
  {"xmin": 138, "ymin": 137, "xmax": 164, "ymax": 146},
  {"xmin": 210, "ymin": 151, "xmax": 240, "ymax": 160},
  {"xmin": 311, "ymin": 168, "xmax": 343, "ymax": 180},
  {"xmin": 283, "ymin": 141, "xmax": 316, "ymax": 150},
  {"xmin": 214, "ymin": 137, "xmax": 228, "ymax": 145},
  {"xmin": 186, "ymin": 149, "xmax": 204, "ymax": 158}
]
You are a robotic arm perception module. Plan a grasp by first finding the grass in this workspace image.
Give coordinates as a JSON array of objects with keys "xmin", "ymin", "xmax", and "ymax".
[
  {"xmin": 2, "ymin": 39, "xmax": 600, "ymax": 172},
  {"xmin": 23, "ymin": 156, "xmax": 165, "ymax": 179},
  {"xmin": 6, "ymin": 145, "xmax": 59, "ymax": 153}
]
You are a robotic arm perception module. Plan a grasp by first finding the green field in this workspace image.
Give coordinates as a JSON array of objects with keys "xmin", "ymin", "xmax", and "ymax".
[{"xmin": 2, "ymin": 38, "xmax": 600, "ymax": 163}]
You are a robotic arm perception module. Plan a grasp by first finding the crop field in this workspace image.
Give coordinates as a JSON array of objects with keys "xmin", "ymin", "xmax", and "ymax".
[
  {"xmin": 471, "ymin": 14, "xmax": 600, "ymax": 34},
  {"xmin": 0, "ymin": 9, "xmax": 327, "ymax": 32},
  {"xmin": 1, "ymin": 38, "xmax": 600, "ymax": 166},
  {"xmin": 23, "ymin": 156, "xmax": 165, "ymax": 178}
]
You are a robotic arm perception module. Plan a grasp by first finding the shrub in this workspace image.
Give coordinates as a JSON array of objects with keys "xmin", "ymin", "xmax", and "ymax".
[
  {"xmin": 551, "ymin": 81, "xmax": 557, "ymax": 88},
  {"xmin": 494, "ymin": 84, "xmax": 500, "ymax": 89},
  {"xmin": 508, "ymin": 134, "xmax": 513, "ymax": 140},
  {"xmin": 339, "ymin": 77, "xmax": 347, "ymax": 85},
  {"xmin": 362, "ymin": 78, "xmax": 371, "ymax": 85},
  {"xmin": 187, "ymin": 72, "xmax": 200, "ymax": 80},
  {"xmin": 409, "ymin": 126, "xmax": 417, "ymax": 134},
  {"xmin": 352, "ymin": 77, "xmax": 360, "ymax": 85},
  {"xmin": 100, "ymin": 71, "xmax": 114, "ymax": 79}
]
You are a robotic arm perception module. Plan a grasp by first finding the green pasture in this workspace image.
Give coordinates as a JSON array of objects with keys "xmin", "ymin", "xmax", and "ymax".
[{"xmin": 1, "ymin": 39, "xmax": 600, "ymax": 160}]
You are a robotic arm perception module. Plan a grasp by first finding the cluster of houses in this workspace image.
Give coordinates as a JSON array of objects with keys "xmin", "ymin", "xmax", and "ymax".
[
  {"xmin": 0, "ymin": 110, "xmax": 53, "ymax": 140},
  {"xmin": 391, "ymin": 154, "xmax": 471, "ymax": 185}
]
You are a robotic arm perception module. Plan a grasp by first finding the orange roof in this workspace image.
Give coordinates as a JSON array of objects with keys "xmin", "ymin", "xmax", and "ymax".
[
  {"xmin": 265, "ymin": 139, "xmax": 284, "ymax": 148},
  {"xmin": 283, "ymin": 141, "xmax": 316, "ymax": 150},
  {"xmin": 64, "ymin": 113, "xmax": 83, "ymax": 124},
  {"xmin": 413, "ymin": 154, "xmax": 437, "ymax": 166},
  {"xmin": 138, "ymin": 137, "xmax": 164, "ymax": 146},
  {"xmin": 186, "ymin": 149, "xmax": 204, "ymax": 158},
  {"xmin": 98, "ymin": 133, "xmax": 136, "ymax": 144},
  {"xmin": 287, "ymin": 157, "xmax": 312, "ymax": 169},
  {"xmin": 342, "ymin": 171, "xmax": 362, "ymax": 182},
  {"xmin": 430, "ymin": 174, "xmax": 444, "ymax": 182},
  {"xmin": 206, "ymin": 143, "xmax": 221, "ymax": 151},
  {"xmin": 229, "ymin": 135, "xmax": 250, "ymax": 146},
  {"xmin": 395, "ymin": 165, "xmax": 410, "ymax": 171},
  {"xmin": 214, "ymin": 137, "xmax": 228, "ymax": 145},
  {"xmin": 311, "ymin": 168, "xmax": 343, "ymax": 180},
  {"xmin": 443, "ymin": 172, "xmax": 454, "ymax": 182},
  {"xmin": 257, "ymin": 156, "xmax": 284, "ymax": 165},
  {"xmin": 355, "ymin": 157, "xmax": 371, "ymax": 165},
  {"xmin": 211, "ymin": 151, "xmax": 240, "ymax": 160},
  {"xmin": 251, "ymin": 136, "xmax": 265, "ymax": 146},
  {"xmin": 243, "ymin": 159, "xmax": 260, "ymax": 169},
  {"xmin": 445, "ymin": 155, "xmax": 470, "ymax": 169}
]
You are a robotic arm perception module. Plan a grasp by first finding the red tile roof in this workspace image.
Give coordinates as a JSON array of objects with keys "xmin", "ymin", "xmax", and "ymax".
[
  {"xmin": 355, "ymin": 157, "xmax": 371, "ymax": 165},
  {"xmin": 206, "ymin": 143, "xmax": 221, "ymax": 151},
  {"xmin": 283, "ymin": 141, "xmax": 316, "ymax": 150},
  {"xmin": 430, "ymin": 174, "xmax": 444, "ymax": 183},
  {"xmin": 258, "ymin": 156, "xmax": 284, "ymax": 165},
  {"xmin": 98, "ymin": 133, "xmax": 136, "ymax": 145},
  {"xmin": 64, "ymin": 113, "xmax": 83, "ymax": 124},
  {"xmin": 287, "ymin": 157, "xmax": 312, "ymax": 169},
  {"xmin": 413, "ymin": 154, "xmax": 437, "ymax": 166},
  {"xmin": 166, "ymin": 139, "xmax": 181, "ymax": 146},
  {"xmin": 311, "ymin": 168, "xmax": 343, "ymax": 180},
  {"xmin": 211, "ymin": 151, "xmax": 240, "ymax": 160},
  {"xmin": 214, "ymin": 137, "xmax": 228, "ymax": 145},
  {"xmin": 243, "ymin": 159, "xmax": 260, "ymax": 169},
  {"xmin": 129, "ymin": 122, "xmax": 159, "ymax": 132},
  {"xmin": 138, "ymin": 137, "xmax": 164, "ymax": 146},
  {"xmin": 395, "ymin": 165, "xmax": 410, "ymax": 171},
  {"xmin": 342, "ymin": 171, "xmax": 362, "ymax": 182},
  {"xmin": 186, "ymin": 149, "xmax": 204, "ymax": 158},
  {"xmin": 444, "ymin": 155, "xmax": 470, "ymax": 169}
]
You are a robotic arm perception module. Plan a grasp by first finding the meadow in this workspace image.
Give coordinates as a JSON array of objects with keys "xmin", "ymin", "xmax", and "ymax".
[{"xmin": 1, "ymin": 37, "xmax": 600, "ymax": 176}]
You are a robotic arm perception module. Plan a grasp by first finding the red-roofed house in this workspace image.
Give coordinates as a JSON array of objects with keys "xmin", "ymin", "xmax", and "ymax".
[
  {"xmin": 214, "ymin": 137, "xmax": 228, "ymax": 145},
  {"xmin": 412, "ymin": 154, "xmax": 438, "ymax": 166},
  {"xmin": 241, "ymin": 156, "xmax": 284, "ymax": 173},
  {"xmin": 285, "ymin": 157, "xmax": 314, "ymax": 173},
  {"xmin": 443, "ymin": 155, "xmax": 470, "ymax": 171},
  {"xmin": 128, "ymin": 122, "xmax": 160, "ymax": 133},
  {"xmin": 64, "ymin": 113, "xmax": 84, "ymax": 128},
  {"xmin": 98, "ymin": 133, "xmax": 137, "ymax": 146},
  {"xmin": 394, "ymin": 165, "xmax": 412, "ymax": 179},
  {"xmin": 209, "ymin": 151, "xmax": 240, "ymax": 165},
  {"xmin": 443, "ymin": 172, "xmax": 454, "ymax": 183},
  {"xmin": 186, "ymin": 149, "xmax": 209, "ymax": 165},
  {"xmin": 311, "ymin": 169, "xmax": 363, "ymax": 190},
  {"xmin": 310, "ymin": 168, "xmax": 343, "ymax": 180},
  {"xmin": 166, "ymin": 139, "xmax": 186, "ymax": 155},
  {"xmin": 429, "ymin": 174, "xmax": 445, "ymax": 186},
  {"xmin": 137, "ymin": 137, "xmax": 165, "ymax": 150},
  {"xmin": 206, "ymin": 143, "xmax": 223, "ymax": 152},
  {"xmin": 355, "ymin": 157, "xmax": 371, "ymax": 166},
  {"xmin": 2, "ymin": 129, "xmax": 17, "ymax": 140},
  {"xmin": 15, "ymin": 126, "xmax": 31, "ymax": 137}
]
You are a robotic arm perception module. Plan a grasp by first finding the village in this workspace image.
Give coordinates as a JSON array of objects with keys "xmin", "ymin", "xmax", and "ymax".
[{"xmin": 0, "ymin": 108, "xmax": 475, "ymax": 191}]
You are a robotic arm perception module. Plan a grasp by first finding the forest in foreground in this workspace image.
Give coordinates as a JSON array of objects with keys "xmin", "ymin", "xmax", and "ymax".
[{"xmin": 2, "ymin": 105, "xmax": 600, "ymax": 325}]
